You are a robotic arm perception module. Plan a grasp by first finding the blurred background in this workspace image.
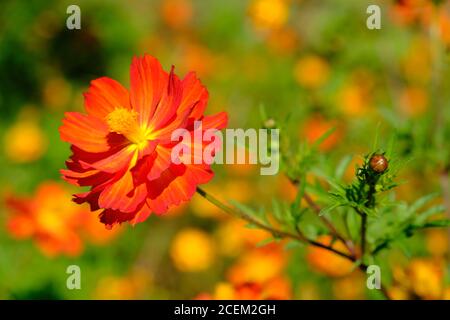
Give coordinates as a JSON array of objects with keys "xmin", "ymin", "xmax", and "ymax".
[{"xmin": 0, "ymin": 0, "xmax": 449, "ymax": 299}]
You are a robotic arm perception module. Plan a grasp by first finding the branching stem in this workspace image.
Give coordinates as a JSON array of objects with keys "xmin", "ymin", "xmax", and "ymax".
[{"xmin": 196, "ymin": 187, "xmax": 391, "ymax": 300}]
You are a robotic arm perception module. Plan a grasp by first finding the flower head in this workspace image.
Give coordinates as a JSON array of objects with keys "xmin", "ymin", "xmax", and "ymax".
[
  {"xmin": 59, "ymin": 54, "xmax": 227, "ymax": 228},
  {"xmin": 5, "ymin": 182, "xmax": 119, "ymax": 257}
]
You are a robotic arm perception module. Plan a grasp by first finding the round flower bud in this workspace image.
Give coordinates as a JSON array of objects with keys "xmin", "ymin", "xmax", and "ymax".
[{"xmin": 369, "ymin": 154, "xmax": 388, "ymax": 173}]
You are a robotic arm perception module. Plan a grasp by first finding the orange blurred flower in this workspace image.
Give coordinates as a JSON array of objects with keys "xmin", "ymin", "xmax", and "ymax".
[
  {"xmin": 180, "ymin": 44, "xmax": 217, "ymax": 79},
  {"xmin": 266, "ymin": 27, "xmax": 299, "ymax": 55},
  {"xmin": 161, "ymin": 0, "xmax": 193, "ymax": 29},
  {"xmin": 170, "ymin": 228, "xmax": 215, "ymax": 272},
  {"xmin": 400, "ymin": 86, "xmax": 428, "ymax": 117},
  {"xmin": 302, "ymin": 115, "xmax": 343, "ymax": 151},
  {"xmin": 59, "ymin": 54, "xmax": 228, "ymax": 228},
  {"xmin": 5, "ymin": 182, "xmax": 119, "ymax": 257},
  {"xmin": 439, "ymin": 7, "xmax": 450, "ymax": 45},
  {"xmin": 227, "ymin": 244, "xmax": 288, "ymax": 284},
  {"xmin": 425, "ymin": 229, "xmax": 449, "ymax": 257},
  {"xmin": 337, "ymin": 70, "xmax": 374, "ymax": 117},
  {"xmin": 390, "ymin": 0, "xmax": 434, "ymax": 26},
  {"xmin": 201, "ymin": 277, "xmax": 291, "ymax": 300},
  {"xmin": 198, "ymin": 243, "xmax": 291, "ymax": 300},
  {"xmin": 306, "ymin": 235, "xmax": 355, "ymax": 277},
  {"xmin": 294, "ymin": 55, "xmax": 330, "ymax": 89}
]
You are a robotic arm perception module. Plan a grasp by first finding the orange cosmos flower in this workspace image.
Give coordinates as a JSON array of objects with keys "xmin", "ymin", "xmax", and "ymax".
[
  {"xmin": 59, "ymin": 54, "xmax": 227, "ymax": 228},
  {"xmin": 5, "ymin": 182, "xmax": 120, "ymax": 257}
]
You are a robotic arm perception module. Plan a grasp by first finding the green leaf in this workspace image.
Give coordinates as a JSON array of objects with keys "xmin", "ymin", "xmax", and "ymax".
[
  {"xmin": 414, "ymin": 205, "xmax": 446, "ymax": 224},
  {"xmin": 409, "ymin": 193, "xmax": 440, "ymax": 214},
  {"xmin": 417, "ymin": 219, "xmax": 450, "ymax": 228},
  {"xmin": 335, "ymin": 155, "xmax": 353, "ymax": 180},
  {"xmin": 284, "ymin": 241, "xmax": 303, "ymax": 250},
  {"xmin": 311, "ymin": 127, "xmax": 335, "ymax": 150},
  {"xmin": 319, "ymin": 203, "xmax": 342, "ymax": 216}
]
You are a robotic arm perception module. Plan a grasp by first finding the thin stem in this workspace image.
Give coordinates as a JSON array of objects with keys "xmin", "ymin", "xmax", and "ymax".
[
  {"xmin": 196, "ymin": 187, "xmax": 392, "ymax": 299},
  {"xmin": 440, "ymin": 168, "xmax": 450, "ymax": 250},
  {"xmin": 196, "ymin": 186, "xmax": 353, "ymax": 260},
  {"xmin": 361, "ymin": 212, "xmax": 367, "ymax": 258},
  {"xmin": 288, "ymin": 177, "xmax": 356, "ymax": 256}
]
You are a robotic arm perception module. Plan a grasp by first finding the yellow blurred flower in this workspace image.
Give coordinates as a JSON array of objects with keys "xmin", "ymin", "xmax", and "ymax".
[
  {"xmin": 94, "ymin": 269, "xmax": 152, "ymax": 300},
  {"xmin": 389, "ymin": 285, "xmax": 410, "ymax": 300},
  {"xmin": 294, "ymin": 55, "xmax": 330, "ymax": 89},
  {"xmin": 391, "ymin": 258, "xmax": 447, "ymax": 299},
  {"xmin": 190, "ymin": 181, "xmax": 254, "ymax": 219},
  {"xmin": 248, "ymin": 0, "xmax": 289, "ymax": 31},
  {"xmin": 402, "ymin": 37, "xmax": 431, "ymax": 85},
  {"xmin": 190, "ymin": 185, "xmax": 226, "ymax": 219},
  {"xmin": 333, "ymin": 272, "xmax": 365, "ymax": 299},
  {"xmin": 225, "ymin": 180, "xmax": 254, "ymax": 203},
  {"xmin": 4, "ymin": 120, "xmax": 48, "ymax": 163},
  {"xmin": 408, "ymin": 259, "xmax": 444, "ymax": 299},
  {"xmin": 216, "ymin": 218, "xmax": 271, "ymax": 257},
  {"xmin": 214, "ymin": 282, "xmax": 236, "ymax": 300},
  {"xmin": 170, "ymin": 228, "xmax": 215, "ymax": 272}
]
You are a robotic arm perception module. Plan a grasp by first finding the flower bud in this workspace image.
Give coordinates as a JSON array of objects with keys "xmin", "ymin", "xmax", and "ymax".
[{"xmin": 369, "ymin": 154, "xmax": 388, "ymax": 173}]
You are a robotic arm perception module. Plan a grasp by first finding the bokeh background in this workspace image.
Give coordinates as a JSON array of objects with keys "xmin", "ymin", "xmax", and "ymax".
[{"xmin": 0, "ymin": 0, "xmax": 449, "ymax": 299}]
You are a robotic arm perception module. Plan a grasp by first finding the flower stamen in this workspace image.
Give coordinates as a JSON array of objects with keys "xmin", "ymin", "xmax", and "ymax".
[{"xmin": 106, "ymin": 108, "xmax": 147, "ymax": 146}]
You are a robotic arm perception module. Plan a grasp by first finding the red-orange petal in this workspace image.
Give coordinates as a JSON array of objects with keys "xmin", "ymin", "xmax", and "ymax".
[
  {"xmin": 98, "ymin": 170, "xmax": 147, "ymax": 213},
  {"xmin": 84, "ymin": 77, "xmax": 131, "ymax": 119},
  {"xmin": 130, "ymin": 54, "xmax": 168, "ymax": 128},
  {"xmin": 180, "ymin": 72, "xmax": 209, "ymax": 120},
  {"xmin": 59, "ymin": 112, "xmax": 110, "ymax": 153}
]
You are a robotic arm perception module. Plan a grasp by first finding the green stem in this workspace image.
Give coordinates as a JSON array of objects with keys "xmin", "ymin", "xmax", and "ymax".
[
  {"xmin": 196, "ymin": 187, "xmax": 353, "ymax": 260},
  {"xmin": 361, "ymin": 212, "xmax": 367, "ymax": 259},
  {"xmin": 288, "ymin": 177, "xmax": 357, "ymax": 256},
  {"xmin": 195, "ymin": 187, "xmax": 391, "ymax": 300}
]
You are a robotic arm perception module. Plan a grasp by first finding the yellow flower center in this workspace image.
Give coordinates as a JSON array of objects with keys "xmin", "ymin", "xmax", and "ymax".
[{"xmin": 106, "ymin": 108, "xmax": 149, "ymax": 147}]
